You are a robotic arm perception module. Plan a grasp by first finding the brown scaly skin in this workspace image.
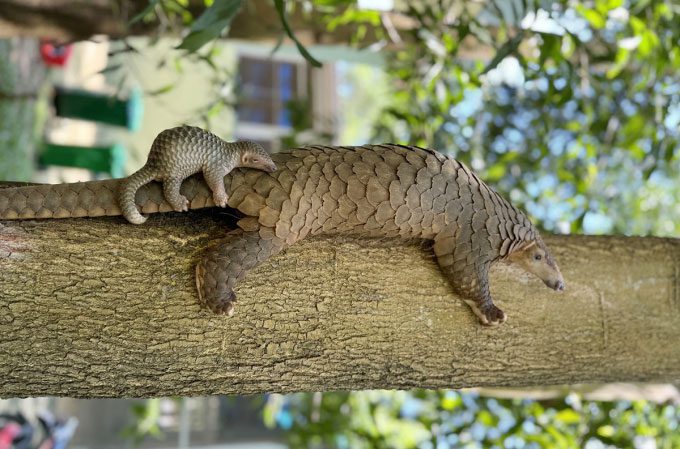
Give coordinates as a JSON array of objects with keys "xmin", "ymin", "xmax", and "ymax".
[
  {"xmin": 120, "ymin": 126, "xmax": 277, "ymax": 224},
  {"xmin": 0, "ymin": 143, "xmax": 564, "ymax": 325}
]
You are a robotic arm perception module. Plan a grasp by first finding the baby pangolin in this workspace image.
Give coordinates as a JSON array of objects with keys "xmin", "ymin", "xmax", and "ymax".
[{"xmin": 119, "ymin": 126, "xmax": 276, "ymax": 224}]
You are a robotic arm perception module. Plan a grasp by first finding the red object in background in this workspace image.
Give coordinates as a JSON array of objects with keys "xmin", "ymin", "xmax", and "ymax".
[
  {"xmin": 40, "ymin": 40, "xmax": 73, "ymax": 67},
  {"xmin": 0, "ymin": 422, "xmax": 22, "ymax": 449}
]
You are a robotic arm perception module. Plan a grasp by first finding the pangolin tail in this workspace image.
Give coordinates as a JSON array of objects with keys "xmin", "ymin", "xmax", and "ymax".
[{"xmin": 118, "ymin": 167, "xmax": 156, "ymax": 224}]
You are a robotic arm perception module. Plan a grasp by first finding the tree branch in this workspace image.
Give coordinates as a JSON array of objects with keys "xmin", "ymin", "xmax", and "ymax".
[
  {"xmin": 0, "ymin": 0, "xmax": 153, "ymax": 41},
  {"xmin": 1, "ymin": 211, "xmax": 679, "ymax": 398}
]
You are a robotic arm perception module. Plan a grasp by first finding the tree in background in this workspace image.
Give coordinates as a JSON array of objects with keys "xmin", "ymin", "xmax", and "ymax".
[
  {"xmin": 264, "ymin": 390, "xmax": 680, "ymax": 449},
  {"xmin": 319, "ymin": 0, "xmax": 680, "ymax": 236}
]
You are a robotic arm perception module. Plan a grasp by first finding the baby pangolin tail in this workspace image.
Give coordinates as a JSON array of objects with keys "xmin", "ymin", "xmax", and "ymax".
[{"xmin": 119, "ymin": 167, "xmax": 156, "ymax": 224}]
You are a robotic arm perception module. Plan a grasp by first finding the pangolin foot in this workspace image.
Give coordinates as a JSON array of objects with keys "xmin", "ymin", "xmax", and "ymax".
[
  {"xmin": 195, "ymin": 262, "xmax": 236, "ymax": 316},
  {"xmin": 207, "ymin": 290, "xmax": 236, "ymax": 316},
  {"xmin": 213, "ymin": 192, "xmax": 229, "ymax": 208},
  {"xmin": 169, "ymin": 195, "xmax": 189, "ymax": 212},
  {"xmin": 480, "ymin": 304, "xmax": 507, "ymax": 326}
]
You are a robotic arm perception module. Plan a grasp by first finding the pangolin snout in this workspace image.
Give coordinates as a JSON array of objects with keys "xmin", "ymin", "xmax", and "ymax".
[{"xmin": 546, "ymin": 279, "xmax": 565, "ymax": 291}]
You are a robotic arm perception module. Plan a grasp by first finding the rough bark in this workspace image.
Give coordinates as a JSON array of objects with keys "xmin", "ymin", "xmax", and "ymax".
[
  {"xmin": 0, "ymin": 0, "xmax": 493, "ymax": 63},
  {"xmin": 1, "ymin": 207, "xmax": 679, "ymax": 398},
  {"xmin": 0, "ymin": 0, "xmax": 154, "ymax": 41},
  {"xmin": 0, "ymin": 0, "xmax": 363, "ymax": 43},
  {"xmin": 0, "ymin": 0, "xmax": 410, "ymax": 48}
]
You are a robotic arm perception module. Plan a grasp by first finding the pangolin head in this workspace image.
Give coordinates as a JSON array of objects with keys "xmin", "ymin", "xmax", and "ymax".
[
  {"xmin": 507, "ymin": 235, "xmax": 565, "ymax": 292},
  {"xmin": 238, "ymin": 141, "xmax": 277, "ymax": 173}
]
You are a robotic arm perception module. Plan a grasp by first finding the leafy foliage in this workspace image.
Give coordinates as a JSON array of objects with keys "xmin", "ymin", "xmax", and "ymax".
[
  {"xmin": 177, "ymin": 0, "xmax": 244, "ymax": 52},
  {"xmin": 121, "ymin": 399, "xmax": 163, "ymax": 445},
  {"xmin": 280, "ymin": 98, "xmax": 335, "ymax": 148},
  {"xmin": 342, "ymin": 0, "xmax": 680, "ymax": 236},
  {"xmin": 264, "ymin": 390, "xmax": 680, "ymax": 449},
  {"xmin": 274, "ymin": 0, "xmax": 322, "ymax": 67},
  {"xmin": 129, "ymin": 0, "xmax": 322, "ymax": 65}
]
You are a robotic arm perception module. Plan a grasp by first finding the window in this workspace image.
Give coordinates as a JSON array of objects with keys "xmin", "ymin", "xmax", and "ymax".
[{"xmin": 237, "ymin": 56, "xmax": 306, "ymax": 128}]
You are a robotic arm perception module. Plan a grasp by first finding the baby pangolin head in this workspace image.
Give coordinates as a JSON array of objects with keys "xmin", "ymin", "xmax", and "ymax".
[
  {"xmin": 507, "ymin": 237, "xmax": 565, "ymax": 292},
  {"xmin": 237, "ymin": 141, "xmax": 277, "ymax": 173}
]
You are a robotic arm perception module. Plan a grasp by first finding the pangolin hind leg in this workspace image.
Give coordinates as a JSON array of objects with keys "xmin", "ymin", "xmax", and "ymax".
[
  {"xmin": 195, "ymin": 226, "xmax": 289, "ymax": 315},
  {"xmin": 119, "ymin": 167, "xmax": 156, "ymax": 224},
  {"xmin": 433, "ymin": 232, "xmax": 506, "ymax": 325},
  {"xmin": 162, "ymin": 177, "xmax": 189, "ymax": 212}
]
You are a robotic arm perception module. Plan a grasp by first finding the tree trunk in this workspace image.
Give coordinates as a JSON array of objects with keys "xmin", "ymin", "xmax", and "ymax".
[
  {"xmin": 0, "ymin": 0, "xmax": 358, "ymax": 43},
  {"xmin": 0, "ymin": 0, "xmax": 493, "ymax": 62},
  {"xmin": 0, "ymin": 0, "xmax": 154, "ymax": 41},
  {"xmin": 0, "ymin": 0, "xmax": 390, "ymax": 47},
  {"xmin": 1, "ymin": 206, "xmax": 679, "ymax": 398}
]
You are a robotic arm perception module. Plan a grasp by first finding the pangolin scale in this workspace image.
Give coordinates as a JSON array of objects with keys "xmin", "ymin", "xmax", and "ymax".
[{"xmin": 0, "ymin": 143, "xmax": 564, "ymax": 325}]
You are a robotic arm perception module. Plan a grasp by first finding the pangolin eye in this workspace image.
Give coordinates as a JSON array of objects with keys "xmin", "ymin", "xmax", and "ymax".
[{"xmin": 534, "ymin": 254, "xmax": 542, "ymax": 261}]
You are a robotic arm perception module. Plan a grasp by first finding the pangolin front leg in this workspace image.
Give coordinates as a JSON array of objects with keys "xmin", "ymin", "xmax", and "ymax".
[
  {"xmin": 202, "ymin": 166, "xmax": 229, "ymax": 208},
  {"xmin": 437, "ymin": 257, "xmax": 505, "ymax": 325},
  {"xmin": 433, "ymin": 229, "xmax": 505, "ymax": 325},
  {"xmin": 195, "ymin": 226, "xmax": 289, "ymax": 316}
]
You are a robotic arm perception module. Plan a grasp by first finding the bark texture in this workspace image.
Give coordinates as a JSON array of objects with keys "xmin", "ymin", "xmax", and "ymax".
[
  {"xmin": 0, "ymin": 0, "xmax": 154, "ymax": 41},
  {"xmin": 0, "ymin": 0, "xmax": 430, "ymax": 50},
  {"xmin": 1, "ymin": 210, "xmax": 679, "ymax": 398},
  {"xmin": 0, "ymin": 0, "xmax": 369, "ymax": 44}
]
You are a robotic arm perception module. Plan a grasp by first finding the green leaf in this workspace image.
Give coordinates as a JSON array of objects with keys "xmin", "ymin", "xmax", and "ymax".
[
  {"xmin": 575, "ymin": 6, "xmax": 606, "ymax": 29},
  {"xmin": 147, "ymin": 84, "xmax": 175, "ymax": 96},
  {"xmin": 598, "ymin": 424, "xmax": 615, "ymax": 437},
  {"xmin": 326, "ymin": 8, "xmax": 381, "ymax": 31},
  {"xmin": 632, "ymin": 0, "xmax": 653, "ymax": 13},
  {"xmin": 555, "ymin": 409, "xmax": 581, "ymax": 425},
  {"xmin": 477, "ymin": 410, "xmax": 497, "ymax": 426},
  {"xmin": 654, "ymin": 2, "xmax": 672, "ymax": 20},
  {"xmin": 605, "ymin": 0, "xmax": 624, "ymax": 8},
  {"xmin": 561, "ymin": 34, "xmax": 575, "ymax": 59},
  {"xmin": 98, "ymin": 64, "xmax": 123, "ymax": 74},
  {"xmin": 177, "ymin": 0, "xmax": 244, "ymax": 52},
  {"xmin": 129, "ymin": 0, "xmax": 160, "ymax": 25},
  {"xmin": 190, "ymin": 0, "xmax": 240, "ymax": 30},
  {"xmin": 273, "ymin": 0, "xmax": 322, "ymax": 67},
  {"xmin": 206, "ymin": 101, "xmax": 225, "ymax": 118},
  {"xmin": 481, "ymin": 31, "xmax": 524, "ymax": 74},
  {"xmin": 539, "ymin": 33, "xmax": 561, "ymax": 68},
  {"xmin": 468, "ymin": 18, "xmax": 493, "ymax": 46},
  {"xmin": 638, "ymin": 30, "xmax": 659, "ymax": 57},
  {"xmin": 606, "ymin": 47, "xmax": 631, "ymax": 78},
  {"xmin": 629, "ymin": 16, "xmax": 646, "ymax": 34},
  {"xmin": 440, "ymin": 394, "xmax": 461, "ymax": 411},
  {"xmin": 486, "ymin": 163, "xmax": 506, "ymax": 181}
]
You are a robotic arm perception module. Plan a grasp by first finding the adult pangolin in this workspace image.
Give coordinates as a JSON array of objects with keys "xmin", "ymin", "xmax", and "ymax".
[{"xmin": 0, "ymin": 141, "xmax": 564, "ymax": 325}]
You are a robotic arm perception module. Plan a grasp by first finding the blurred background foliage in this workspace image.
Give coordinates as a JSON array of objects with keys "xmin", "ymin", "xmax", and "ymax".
[
  {"xmin": 325, "ymin": 0, "xmax": 680, "ymax": 236},
  {"xmin": 263, "ymin": 390, "xmax": 680, "ymax": 449}
]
